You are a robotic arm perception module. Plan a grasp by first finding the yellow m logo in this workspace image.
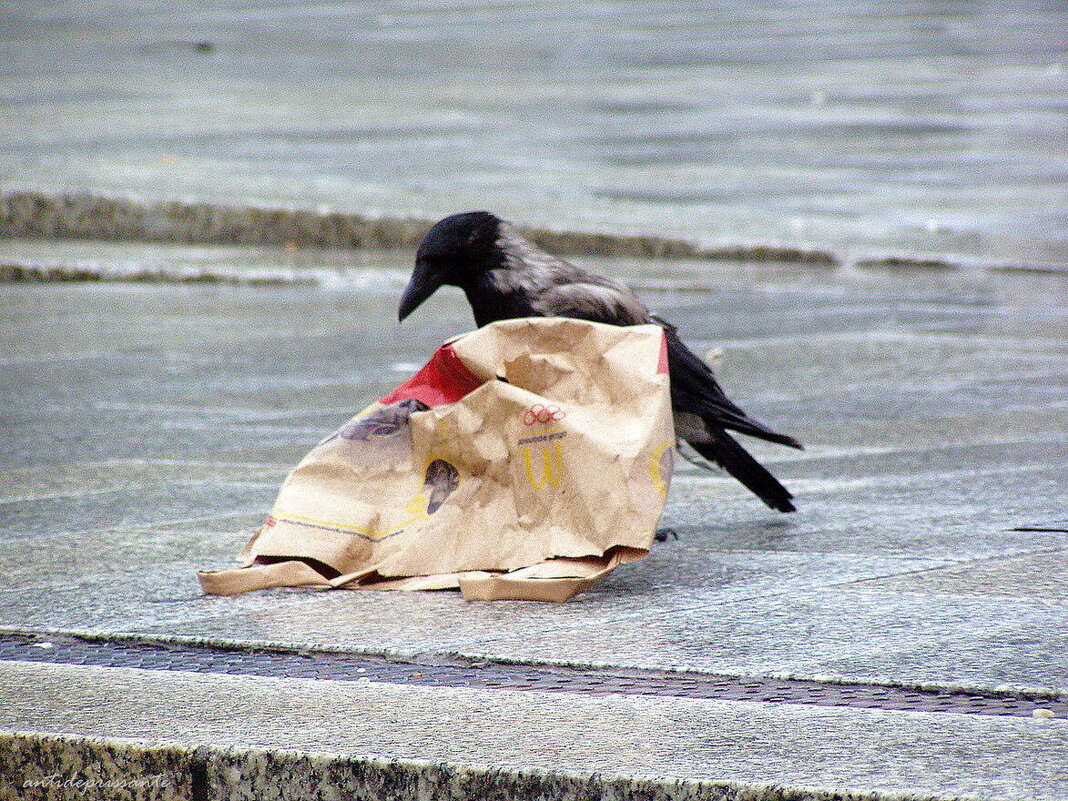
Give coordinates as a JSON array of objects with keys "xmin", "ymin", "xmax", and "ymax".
[{"xmin": 521, "ymin": 441, "xmax": 564, "ymax": 490}]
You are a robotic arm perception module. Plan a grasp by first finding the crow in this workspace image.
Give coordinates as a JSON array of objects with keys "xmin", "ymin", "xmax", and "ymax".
[{"xmin": 398, "ymin": 211, "xmax": 802, "ymax": 512}]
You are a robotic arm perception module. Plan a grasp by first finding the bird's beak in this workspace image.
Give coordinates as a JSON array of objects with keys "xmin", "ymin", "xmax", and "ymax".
[{"xmin": 398, "ymin": 261, "xmax": 444, "ymax": 322}]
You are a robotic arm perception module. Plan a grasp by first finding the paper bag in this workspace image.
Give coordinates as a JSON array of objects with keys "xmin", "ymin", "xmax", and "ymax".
[{"xmin": 198, "ymin": 318, "xmax": 674, "ymax": 601}]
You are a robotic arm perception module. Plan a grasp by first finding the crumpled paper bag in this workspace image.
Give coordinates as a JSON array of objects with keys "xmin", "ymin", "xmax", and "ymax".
[{"xmin": 198, "ymin": 317, "xmax": 674, "ymax": 602}]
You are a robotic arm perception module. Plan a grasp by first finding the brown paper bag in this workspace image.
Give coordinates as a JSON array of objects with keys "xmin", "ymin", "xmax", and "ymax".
[{"xmin": 198, "ymin": 318, "xmax": 674, "ymax": 601}]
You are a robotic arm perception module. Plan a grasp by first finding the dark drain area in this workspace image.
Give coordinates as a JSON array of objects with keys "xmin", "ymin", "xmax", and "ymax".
[{"xmin": 1, "ymin": 632, "xmax": 1062, "ymax": 719}]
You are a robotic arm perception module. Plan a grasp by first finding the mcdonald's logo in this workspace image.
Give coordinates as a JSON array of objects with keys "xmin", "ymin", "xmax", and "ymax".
[
  {"xmin": 521, "ymin": 441, "xmax": 565, "ymax": 490},
  {"xmin": 522, "ymin": 403, "xmax": 566, "ymax": 426}
]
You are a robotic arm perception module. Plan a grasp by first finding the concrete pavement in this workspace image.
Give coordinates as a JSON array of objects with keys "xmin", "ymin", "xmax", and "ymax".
[
  {"xmin": 0, "ymin": 236, "xmax": 1065, "ymax": 799},
  {"xmin": 4, "ymin": 1, "xmax": 1067, "ymax": 794}
]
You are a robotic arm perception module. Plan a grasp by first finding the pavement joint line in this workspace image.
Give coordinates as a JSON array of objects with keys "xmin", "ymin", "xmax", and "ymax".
[
  {"xmin": 0, "ymin": 352, "xmax": 139, "ymax": 366},
  {"xmin": 90, "ymin": 402, "xmax": 363, "ymax": 419},
  {"xmin": 0, "ymin": 480, "xmax": 278, "ymax": 505},
  {"xmin": 1, "ymin": 632, "xmax": 1063, "ymax": 719},
  {"xmin": 0, "ymin": 514, "xmax": 264, "ymax": 542},
  {"xmin": 0, "ymin": 486, "xmax": 143, "ymax": 504},
  {"xmin": 117, "ymin": 458, "xmax": 296, "ymax": 467},
  {"xmin": 0, "ymin": 515, "xmax": 264, "ymax": 542},
  {"xmin": 791, "ymin": 461, "xmax": 1067, "ymax": 494},
  {"xmin": 837, "ymin": 546, "xmax": 1068, "ymax": 585}
]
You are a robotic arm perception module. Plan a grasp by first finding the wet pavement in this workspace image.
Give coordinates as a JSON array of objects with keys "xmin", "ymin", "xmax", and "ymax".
[
  {"xmin": 3, "ymin": 1, "xmax": 1068, "ymax": 265},
  {"xmin": 3, "ymin": 1, "xmax": 1068, "ymax": 795},
  {"xmin": 0, "ymin": 240, "xmax": 1066, "ymax": 799}
]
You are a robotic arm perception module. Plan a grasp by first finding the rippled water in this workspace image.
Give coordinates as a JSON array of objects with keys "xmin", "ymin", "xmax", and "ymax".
[{"xmin": 2, "ymin": 1, "xmax": 1067, "ymax": 266}]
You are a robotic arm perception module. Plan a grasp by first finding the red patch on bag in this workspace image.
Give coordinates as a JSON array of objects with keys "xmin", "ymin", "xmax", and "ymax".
[
  {"xmin": 657, "ymin": 331, "xmax": 669, "ymax": 375},
  {"xmin": 379, "ymin": 345, "xmax": 483, "ymax": 408}
]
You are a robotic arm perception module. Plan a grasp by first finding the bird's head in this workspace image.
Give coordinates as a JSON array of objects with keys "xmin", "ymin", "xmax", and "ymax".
[{"xmin": 398, "ymin": 210, "xmax": 503, "ymax": 321}]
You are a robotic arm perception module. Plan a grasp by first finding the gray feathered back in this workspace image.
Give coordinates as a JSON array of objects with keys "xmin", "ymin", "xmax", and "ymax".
[{"xmin": 492, "ymin": 222, "xmax": 650, "ymax": 325}]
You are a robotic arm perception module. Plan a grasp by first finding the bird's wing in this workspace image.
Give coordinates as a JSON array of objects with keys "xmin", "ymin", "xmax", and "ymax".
[
  {"xmin": 535, "ymin": 278, "xmax": 651, "ymax": 325},
  {"xmin": 493, "ymin": 223, "xmax": 651, "ymax": 324},
  {"xmin": 537, "ymin": 280, "xmax": 800, "ymax": 448}
]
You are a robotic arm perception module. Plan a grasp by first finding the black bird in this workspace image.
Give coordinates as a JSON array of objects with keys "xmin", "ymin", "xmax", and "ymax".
[{"xmin": 398, "ymin": 211, "xmax": 802, "ymax": 512}]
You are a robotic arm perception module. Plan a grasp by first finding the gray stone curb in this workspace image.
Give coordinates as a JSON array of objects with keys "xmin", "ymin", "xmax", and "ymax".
[
  {"xmin": 0, "ymin": 732, "xmax": 958, "ymax": 801},
  {"xmin": 0, "ymin": 189, "xmax": 840, "ymax": 264}
]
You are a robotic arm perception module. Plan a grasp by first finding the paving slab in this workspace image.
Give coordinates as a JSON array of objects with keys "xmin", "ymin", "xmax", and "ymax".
[
  {"xmin": 2, "ymin": 662, "xmax": 1067, "ymax": 801},
  {"xmin": 0, "ymin": 244, "xmax": 1066, "ymax": 798}
]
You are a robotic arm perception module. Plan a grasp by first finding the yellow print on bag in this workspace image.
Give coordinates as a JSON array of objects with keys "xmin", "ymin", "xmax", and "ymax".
[
  {"xmin": 648, "ymin": 439, "xmax": 674, "ymax": 498},
  {"xmin": 521, "ymin": 440, "xmax": 565, "ymax": 490}
]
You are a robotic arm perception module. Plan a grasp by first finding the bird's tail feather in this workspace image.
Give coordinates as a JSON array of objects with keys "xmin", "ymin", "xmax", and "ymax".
[
  {"xmin": 689, "ymin": 429, "xmax": 797, "ymax": 513},
  {"xmin": 713, "ymin": 411, "xmax": 803, "ymax": 450}
]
